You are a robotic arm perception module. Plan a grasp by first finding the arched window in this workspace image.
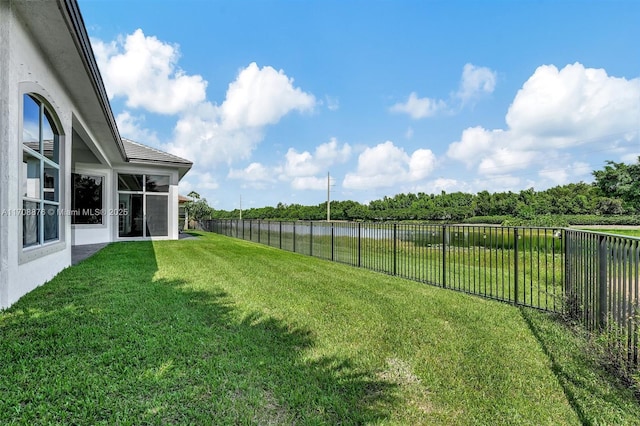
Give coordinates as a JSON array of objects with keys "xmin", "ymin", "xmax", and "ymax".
[{"xmin": 22, "ymin": 94, "xmax": 61, "ymax": 248}]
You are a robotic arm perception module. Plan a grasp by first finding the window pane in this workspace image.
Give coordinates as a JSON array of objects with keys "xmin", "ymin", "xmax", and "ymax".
[
  {"xmin": 43, "ymin": 165, "xmax": 59, "ymax": 202},
  {"xmin": 23, "ymin": 94, "xmax": 40, "ymax": 153},
  {"xmin": 43, "ymin": 109, "xmax": 59, "ymax": 164},
  {"xmin": 43, "ymin": 203, "xmax": 58, "ymax": 242},
  {"xmin": 145, "ymin": 175, "xmax": 170, "ymax": 192},
  {"xmin": 118, "ymin": 193, "xmax": 143, "ymax": 237},
  {"xmin": 118, "ymin": 174, "xmax": 143, "ymax": 191},
  {"xmin": 146, "ymin": 194, "xmax": 168, "ymax": 237},
  {"xmin": 72, "ymin": 174, "xmax": 103, "ymax": 225},
  {"xmin": 23, "ymin": 200, "xmax": 39, "ymax": 247},
  {"xmin": 22, "ymin": 151, "xmax": 40, "ymax": 199}
]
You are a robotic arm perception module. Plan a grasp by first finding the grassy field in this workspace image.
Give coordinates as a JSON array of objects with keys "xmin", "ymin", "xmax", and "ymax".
[
  {"xmin": 1, "ymin": 232, "xmax": 639, "ymax": 424},
  {"xmin": 579, "ymin": 228, "xmax": 640, "ymax": 238},
  {"xmin": 239, "ymin": 225, "xmax": 566, "ymax": 311}
]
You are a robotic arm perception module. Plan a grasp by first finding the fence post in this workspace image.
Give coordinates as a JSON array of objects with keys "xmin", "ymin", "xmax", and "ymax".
[
  {"xmin": 393, "ymin": 223, "xmax": 397, "ymax": 276},
  {"xmin": 279, "ymin": 221, "xmax": 282, "ymax": 249},
  {"xmin": 268, "ymin": 221, "xmax": 271, "ymax": 246},
  {"xmin": 249, "ymin": 220, "xmax": 252, "ymax": 241},
  {"xmin": 257, "ymin": 220, "xmax": 260, "ymax": 243},
  {"xmin": 442, "ymin": 225, "xmax": 447, "ymax": 289},
  {"xmin": 331, "ymin": 223, "xmax": 335, "ymax": 261},
  {"xmin": 293, "ymin": 222, "xmax": 296, "ymax": 252},
  {"xmin": 357, "ymin": 222, "xmax": 362, "ymax": 268},
  {"xmin": 514, "ymin": 228, "xmax": 519, "ymax": 306},
  {"xmin": 598, "ymin": 234, "xmax": 608, "ymax": 329},
  {"xmin": 310, "ymin": 221, "xmax": 313, "ymax": 256},
  {"xmin": 563, "ymin": 229, "xmax": 571, "ymax": 316}
]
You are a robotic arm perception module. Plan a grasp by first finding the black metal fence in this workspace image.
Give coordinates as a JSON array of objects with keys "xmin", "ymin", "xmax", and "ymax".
[{"xmin": 203, "ymin": 219, "xmax": 639, "ymax": 371}]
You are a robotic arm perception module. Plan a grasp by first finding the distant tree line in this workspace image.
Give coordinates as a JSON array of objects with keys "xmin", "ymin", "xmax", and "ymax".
[{"xmin": 208, "ymin": 158, "xmax": 640, "ymax": 223}]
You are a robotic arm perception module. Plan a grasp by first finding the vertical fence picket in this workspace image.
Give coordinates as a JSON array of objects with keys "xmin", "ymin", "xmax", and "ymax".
[
  {"xmin": 514, "ymin": 228, "xmax": 519, "ymax": 306},
  {"xmin": 599, "ymin": 234, "xmax": 608, "ymax": 329},
  {"xmin": 442, "ymin": 225, "xmax": 447, "ymax": 289}
]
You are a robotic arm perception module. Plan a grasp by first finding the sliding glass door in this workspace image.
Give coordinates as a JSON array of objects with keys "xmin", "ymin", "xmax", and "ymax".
[{"xmin": 118, "ymin": 174, "xmax": 169, "ymax": 238}]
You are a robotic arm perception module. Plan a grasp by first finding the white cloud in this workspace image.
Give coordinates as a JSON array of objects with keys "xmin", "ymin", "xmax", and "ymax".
[
  {"xmin": 390, "ymin": 92, "xmax": 446, "ymax": 119},
  {"xmin": 476, "ymin": 175, "xmax": 527, "ymax": 192},
  {"xmin": 228, "ymin": 162, "xmax": 275, "ymax": 182},
  {"xmin": 284, "ymin": 149, "xmax": 315, "ymax": 177},
  {"xmin": 282, "ymin": 137, "xmax": 351, "ymax": 179},
  {"xmin": 420, "ymin": 178, "xmax": 462, "ymax": 194},
  {"xmin": 447, "ymin": 126, "xmax": 500, "ymax": 167},
  {"xmin": 343, "ymin": 141, "xmax": 437, "ymax": 189},
  {"xmin": 456, "ymin": 63, "xmax": 497, "ymax": 104},
  {"xmin": 447, "ymin": 63, "xmax": 640, "ymax": 179},
  {"xmin": 506, "ymin": 63, "xmax": 640, "ymax": 145},
  {"xmin": 291, "ymin": 176, "xmax": 327, "ymax": 190},
  {"xmin": 227, "ymin": 162, "xmax": 276, "ymax": 189},
  {"xmin": 314, "ymin": 138, "xmax": 352, "ymax": 164},
  {"xmin": 325, "ymin": 95, "xmax": 340, "ymax": 111},
  {"xmin": 409, "ymin": 149, "xmax": 438, "ymax": 180},
  {"xmin": 477, "ymin": 148, "xmax": 540, "ymax": 175},
  {"xmin": 115, "ymin": 111, "xmax": 159, "ymax": 144},
  {"xmin": 166, "ymin": 63, "xmax": 317, "ymax": 167},
  {"xmin": 223, "ymin": 138, "xmax": 350, "ymax": 191},
  {"xmin": 622, "ymin": 152, "xmax": 640, "ymax": 163},
  {"xmin": 538, "ymin": 161, "xmax": 593, "ymax": 185},
  {"xmin": 178, "ymin": 171, "xmax": 219, "ymax": 198},
  {"xmin": 405, "ymin": 127, "xmax": 414, "ymax": 139},
  {"xmin": 220, "ymin": 62, "xmax": 315, "ymax": 129},
  {"xmin": 391, "ymin": 63, "xmax": 497, "ymax": 119},
  {"xmin": 91, "ymin": 29, "xmax": 207, "ymax": 114}
]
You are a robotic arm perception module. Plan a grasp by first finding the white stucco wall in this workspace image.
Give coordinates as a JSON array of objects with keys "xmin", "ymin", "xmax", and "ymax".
[
  {"xmin": 1, "ymin": 5, "xmax": 74, "ymax": 308},
  {"xmin": 0, "ymin": 0, "xmax": 11, "ymax": 308}
]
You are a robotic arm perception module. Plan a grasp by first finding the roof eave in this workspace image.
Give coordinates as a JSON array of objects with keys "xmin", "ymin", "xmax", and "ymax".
[
  {"xmin": 58, "ymin": 0, "xmax": 128, "ymax": 162},
  {"xmin": 127, "ymin": 158, "xmax": 193, "ymax": 179}
]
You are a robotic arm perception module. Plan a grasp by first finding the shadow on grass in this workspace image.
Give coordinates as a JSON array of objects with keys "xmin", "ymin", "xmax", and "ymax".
[
  {"xmin": 519, "ymin": 307, "xmax": 640, "ymax": 425},
  {"xmin": 0, "ymin": 241, "xmax": 396, "ymax": 424}
]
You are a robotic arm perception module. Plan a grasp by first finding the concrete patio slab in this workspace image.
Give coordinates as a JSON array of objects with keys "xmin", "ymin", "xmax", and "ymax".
[{"xmin": 72, "ymin": 243, "xmax": 109, "ymax": 265}]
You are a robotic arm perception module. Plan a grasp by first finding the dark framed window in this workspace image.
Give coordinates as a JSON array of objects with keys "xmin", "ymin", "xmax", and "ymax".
[
  {"xmin": 22, "ymin": 94, "xmax": 60, "ymax": 248},
  {"xmin": 118, "ymin": 174, "xmax": 143, "ymax": 191},
  {"xmin": 72, "ymin": 173, "xmax": 103, "ymax": 225},
  {"xmin": 145, "ymin": 175, "xmax": 170, "ymax": 192}
]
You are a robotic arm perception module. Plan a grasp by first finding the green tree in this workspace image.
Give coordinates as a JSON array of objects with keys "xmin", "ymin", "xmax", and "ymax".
[
  {"xmin": 593, "ymin": 157, "xmax": 640, "ymax": 212},
  {"xmin": 184, "ymin": 191, "xmax": 213, "ymax": 223}
]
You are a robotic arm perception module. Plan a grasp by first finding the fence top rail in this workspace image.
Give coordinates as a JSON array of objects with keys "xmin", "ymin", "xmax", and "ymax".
[
  {"xmin": 210, "ymin": 219, "xmax": 639, "ymax": 241},
  {"xmin": 565, "ymin": 228, "xmax": 640, "ymax": 242}
]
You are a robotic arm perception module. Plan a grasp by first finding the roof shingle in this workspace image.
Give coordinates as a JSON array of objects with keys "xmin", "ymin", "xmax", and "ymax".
[{"xmin": 122, "ymin": 138, "xmax": 192, "ymax": 167}]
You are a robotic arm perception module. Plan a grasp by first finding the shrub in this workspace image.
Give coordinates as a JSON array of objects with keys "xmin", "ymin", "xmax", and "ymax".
[
  {"xmin": 501, "ymin": 215, "xmax": 570, "ymax": 227},
  {"xmin": 462, "ymin": 215, "xmax": 509, "ymax": 225},
  {"xmin": 562, "ymin": 215, "xmax": 640, "ymax": 226}
]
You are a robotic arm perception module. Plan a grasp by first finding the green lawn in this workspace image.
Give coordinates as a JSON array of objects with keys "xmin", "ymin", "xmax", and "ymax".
[
  {"xmin": 578, "ymin": 228, "xmax": 640, "ymax": 238},
  {"xmin": 1, "ymin": 232, "xmax": 639, "ymax": 425}
]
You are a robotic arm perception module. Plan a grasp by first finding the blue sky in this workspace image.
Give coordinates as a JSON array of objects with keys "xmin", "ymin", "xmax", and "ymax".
[{"xmin": 79, "ymin": 0, "xmax": 640, "ymax": 211}]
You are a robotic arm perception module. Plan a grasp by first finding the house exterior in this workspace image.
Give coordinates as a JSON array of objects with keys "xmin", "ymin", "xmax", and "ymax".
[{"xmin": 0, "ymin": 0, "xmax": 193, "ymax": 309}]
